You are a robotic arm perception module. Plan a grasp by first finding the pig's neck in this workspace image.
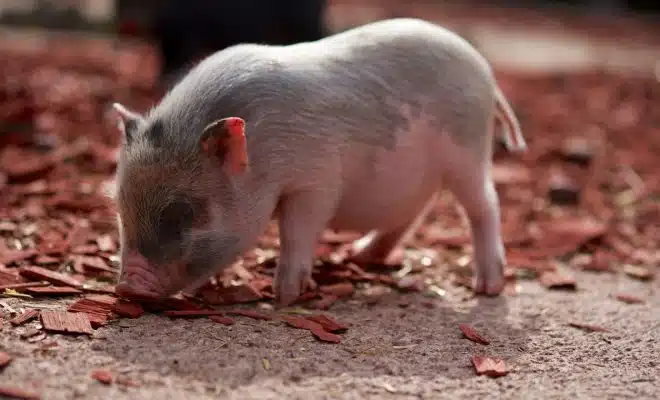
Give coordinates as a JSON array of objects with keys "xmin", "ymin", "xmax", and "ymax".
[{"xmin": 227, "ymin": 168, "xmax": 282, "ymax": 259}]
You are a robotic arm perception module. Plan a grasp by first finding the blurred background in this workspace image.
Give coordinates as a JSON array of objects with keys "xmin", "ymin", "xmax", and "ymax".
[
  {"xmin": 0, "ymin": 0, "xmax": 658, "ymax": 259},
  {"xmin": 0, "ymin": 0, "xmax": 659, "ymax": 87}
]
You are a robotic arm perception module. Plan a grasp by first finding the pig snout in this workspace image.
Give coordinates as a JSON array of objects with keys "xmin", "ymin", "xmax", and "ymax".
[{"xmin": 115, "ymin": 252, "xmax": 168, "ymax": 300}]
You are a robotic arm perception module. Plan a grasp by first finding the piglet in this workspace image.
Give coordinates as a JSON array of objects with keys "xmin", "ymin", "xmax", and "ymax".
[{"xmin": 111, "ymin": 18, "xmax": 527, "ymax": 306}]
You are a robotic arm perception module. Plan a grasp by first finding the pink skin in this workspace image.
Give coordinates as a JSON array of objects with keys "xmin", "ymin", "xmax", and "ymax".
[{"xmin": 115, "ymin": 252, "xmax": 168, "ymax": 299}]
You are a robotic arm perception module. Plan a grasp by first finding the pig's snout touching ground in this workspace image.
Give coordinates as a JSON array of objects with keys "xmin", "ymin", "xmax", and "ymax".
[{"xmin": 115, "ymin": 252, "xmax": 173, "ymax": 300}]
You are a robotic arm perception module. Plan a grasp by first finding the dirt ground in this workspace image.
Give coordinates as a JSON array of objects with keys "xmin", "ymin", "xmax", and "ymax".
[
  {"xmin": 0, "ymin": 268, "xmax": 657, "ymax": 400},
  {"xmin": 1, "ymin": 269, "xmax": 659, "ymax": 400},
  {"xmin": 1, "ymin": 3, "xmax": 660, "ymax": 400}
]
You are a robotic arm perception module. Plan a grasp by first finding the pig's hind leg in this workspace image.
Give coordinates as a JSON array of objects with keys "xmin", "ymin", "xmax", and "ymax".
[
  {"xmin": 274, "ymin": 189, "xmax": 338, "ymax": 306},
  {"xmin": 347, "ymin": 193, "xmax": 439, "ymax": 265},
  {"xmin": 440, "ymin": 128, "xmax": 506, "ymax": 295}
]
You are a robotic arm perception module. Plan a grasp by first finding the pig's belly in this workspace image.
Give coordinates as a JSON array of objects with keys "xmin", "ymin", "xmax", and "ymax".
[{"xmin": 327, "ymin": 129, "xmax": 443, "ymax": 233}]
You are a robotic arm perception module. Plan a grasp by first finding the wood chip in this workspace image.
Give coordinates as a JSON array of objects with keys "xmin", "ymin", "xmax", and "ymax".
[
  {"xmin": 91, "ymin": 369, "xmax": 113, "ymax": 384},
  {"xmin": 216, "ymin": 282, "xmax": 263, "ymax": 303},
  {"xmin": 40, "ymin": 311, "xmax": 93, "ymax": 335},
  {"xmin": 623, "ymin": 265, "xmax": 653, "ymax": 281},
  {"xmin": 68, "ymin": 295, "xmax": 118, "ymax": 328},
  {"xmin": 310, "ymin": 295, "xmax": 338, "ymax": 310},
  {"xmin": 471, "ymin": 355, "xmax": 509, "ymax": 378},
  {"xmin": 9, "ymin": 309, "xmax": 39, "ymax": 326},
  {"xmin": 281, "ymin": 315, "xmax": 342, "ymax": 343},
  {"xmin": 459, "ymin": 324, "xmax": 490, "ymax": 345},
  {"xmin": 163, "ymin": 310, "xmax": 226, "ymax": 318},
  {"xmin": 0, "ymin": 282, "xmax": 49, "ymax": 291},
  {"xmin": 310, "ymin": 324, "xmax": 342, "ymax": 343},
  {"xmin": 0, "ymin": 352, "xmax": 12, "ymax": 369},
  {"xmin": 0, "ymin": 385, "xmax": 41, "ymax": 400},
  {"xmin": 0, "ymin": 268, "xmax": 26, "ymax": 285},
  {"xmin": 24, "ymin": 286, "xmax": 83, "ymax": 296},
  {"xmin": 614, "ymin": 293, "xmax": 645, "ymax": 304},
  {"xmin": 568, "ymin": 322, "xmax": 609, "ymax": 332},
  {"xmin": 319, "ymin": 282, "xmax": 355, "ymax": 298},
  {"xmin": 0, "ymin": 249, "xmax": 38, "ymax": 266},
  {"xmin": 304, "ymin": 314, "xmax": 348, "ymax": 333},
  {"xmin": 226, "ymin": 309, "xmax": 272, "ymax": 321},
  {"xmin": 78, "ymin": 256, "xmax": 116, "ymax": 274},
  {"xmin": 209, "ymin": 315, "xmax": 235, "ymax": 325},
  {"xmin": 71, "ymin": 244, "xmax": 99, "ymax": 255},
  {"xmin": 281, "ymin": 315, "xmax": 316, "ymax": 330},
  {"xmin": 112, "ymin": 300, "xmax": 144, "ymax": 318},
  {"xmin": 19, "ymin": 266, "xmax": 82, "ymax": 288},
  {"xmin": 539, "ymin": 272, "xmax": 577, "ymax": 290}
]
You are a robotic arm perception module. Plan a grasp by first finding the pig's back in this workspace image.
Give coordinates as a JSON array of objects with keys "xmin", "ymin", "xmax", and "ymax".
[{"xmin": 152, "ymin": 18, "xmax": 498, "ymax": 228}]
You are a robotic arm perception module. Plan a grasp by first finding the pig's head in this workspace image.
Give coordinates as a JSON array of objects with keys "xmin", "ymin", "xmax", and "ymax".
[{"xmin": 110, "ymin": 103, "xmax": 250, "ymax": 300}]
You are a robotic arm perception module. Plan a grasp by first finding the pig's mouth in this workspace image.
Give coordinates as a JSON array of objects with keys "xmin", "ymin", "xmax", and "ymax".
[
  {"xmin": 115, "ymin": 255, "xmax": 187, "ymax": 300},
  {"xmin": 115, "ymin": 268, "xmax": 169, "ymax": 300}
]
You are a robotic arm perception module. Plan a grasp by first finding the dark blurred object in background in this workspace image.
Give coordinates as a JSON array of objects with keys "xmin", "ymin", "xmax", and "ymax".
[{"xmin": 118, "ymin": 0, "xmax": 328, "ymax": 87}]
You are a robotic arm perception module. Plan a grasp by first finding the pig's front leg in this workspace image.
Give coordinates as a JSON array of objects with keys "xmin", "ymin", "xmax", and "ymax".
[{"xmin": 274, "ymin": 189, "xmax": 337, "ymax": 306}]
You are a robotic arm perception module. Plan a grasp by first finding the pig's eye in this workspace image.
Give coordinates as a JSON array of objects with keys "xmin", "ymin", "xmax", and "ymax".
[{"xmin": 157, "ymin": 200, "xmax": 195, "ymax": 242}]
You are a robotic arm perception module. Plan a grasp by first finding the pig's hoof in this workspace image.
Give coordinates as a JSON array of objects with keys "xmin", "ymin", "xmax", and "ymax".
[
  {"xmin": 273, "ymin": 265, "xmax": 313, "ymax": 307},
  {"xmin": 473, "ymin": 275, "xmax": 505, "ymax": 296}
]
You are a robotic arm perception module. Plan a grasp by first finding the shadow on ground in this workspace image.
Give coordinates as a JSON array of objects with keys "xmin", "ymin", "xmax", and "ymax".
[{"xmin": 96, "ymin": 292, "xmax": 528, "ymax": 390}]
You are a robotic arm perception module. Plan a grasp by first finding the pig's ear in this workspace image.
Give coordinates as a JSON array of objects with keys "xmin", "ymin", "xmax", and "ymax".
[
  {"xmin": 200, "ymin": 117, "xmax": 249, "ymax": 174},
  {"xmin": 111, "ymin": 103, "xmax": 144, "ymax": 145}
]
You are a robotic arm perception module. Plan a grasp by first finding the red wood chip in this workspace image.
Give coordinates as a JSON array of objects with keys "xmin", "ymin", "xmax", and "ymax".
[
  {"xmin": 217, "ymin": 282, "xmax": 263, "ymax": 303},
  {"xmin": 24, "ymin": 286, "xmax": 83, "ymax": 296},
  {"xmin": 91, "ymin": 369, "xmax": 113, "ymax": 384},
  {"xmin": 163, "ymin": 310, "xmax": 226, "ymax": 318},
  {"xmin": 281, "ymin": 315, "xmax": 342, "ymax": 343},
  {"xmin": 310, "ymin": 324, "xmax": 342, "ymax": 344},
  {"xmin": 78, "ymin": 256, "xmax": 116, "ymax": 273},
  {"xmin": 68, "ymin": 295, "xmax": 118, "ymax": 328},
  {"xmin": 0, "ymin": 385, "xmax": 41, "ymax": 400},
  {"xmin": 471, "ymin": 356, "xmax": 509, "ymax": 377},
  {"xmin": 539, "ymin": 272, "xmax": 577, "ymax": 290},
  {"xmin": 0, "ymin": 249, "xmax": 38, "ymax": 266},
  {"xmin": 311, "ymin": 295, "xmax": 339, "ymax": 310},
  {"xmin": 319, "ymin": 282, "xmax": 355, "ymax": 298},
  {"xmin": 209, "ymin": 315, "xmax": 235, "ymax": 326},
  {"xmin": 614, "ymin": 293, "xmax": 645, "ymax": 304},
  {"xmin": 0, "ymin": 352, "xmax": 12, "ymax": 368},
  {"xmin": 281, "ymin": 315, "xmax": 320, "ymax": 330},
  {"xmin": 82, "ymin": 285, "xmax": 116, "ymax": 295},
  {"xmin": 0, "ymin": 267, "xmax": 26, "ymax": 285},
  {"xmin": 305, "ymin": 314, "xmax": 348, "ymax": 333},
  {"xmin": 459, "ymin": 324, "xmax": 490, "ymax": 345},
  {"xmin": 112, "ymin": 301, "xmax": 144, "ymax": 318},
  {"xmin": 568, "ymin": 322, "xmax": 609, "ymax": 332},
  {"xmin": 35, "ymin": 255, "xmax": 60, "ymax": 265},
  {"xmin": 9, "ymin": 310, "xmax": 39, "ymax": 326},
  {"xmin": 137, "ymin": 297, "xmax": 203, "ymax": 312},
  {"xmin": 19, "ymin": 265, "xmax": 83, "ymax": 288},
  {"xmin": 71, "ymin": 244, "xmax": 100, "ymax": 254},
  {"xmin": 40, "ymin": 311, "xmax": 93, "ymax": 335},
  {"xmin": 0, "ymin": 282, "xmax": 49, "ymax": 291},
  {"xmin": 226, "ymin": 309, "xmax": 273, "ymax": 320}
]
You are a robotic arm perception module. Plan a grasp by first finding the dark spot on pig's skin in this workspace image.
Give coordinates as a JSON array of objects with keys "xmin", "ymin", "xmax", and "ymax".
[
  {"xmin": 186, "ymin": 235, "xmax": 240, "ymax": 279},
  {"xmin": 123, "ymin": 119, "xmax": 140, "ymax": 145},
  {"xmin": 157, "ymin": 200, "xmax": 195, "ymax": 243},
  {"xmin": 134, "ymin": 195, "xmax": 204, "ymax": 264},
  {"xmin": 145, "ymin": 119, "xmax": 165, "ymax": 147}
]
